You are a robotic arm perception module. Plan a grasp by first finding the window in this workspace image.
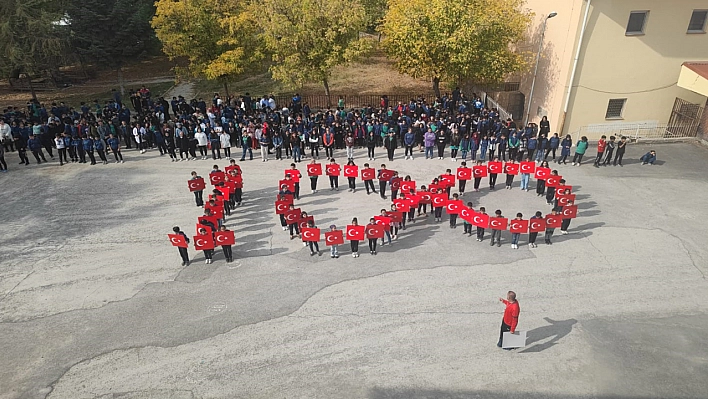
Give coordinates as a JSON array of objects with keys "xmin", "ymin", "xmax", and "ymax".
[
  {"xmin": 626, "ymin": 11, "xmax": 648, "ymax": 35},
  {"xmin": 606, "ymin": 99, "xmax": 626, "ymax": 119},
  {"xmin": 688, "ymin": 10, "xmax": 707, "ymax": 33}
]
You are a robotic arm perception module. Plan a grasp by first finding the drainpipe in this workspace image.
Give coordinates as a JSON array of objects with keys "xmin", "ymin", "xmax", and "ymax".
[{"xmin": 559, "ymin": 0, "xmax": 592, "ymax": 135}]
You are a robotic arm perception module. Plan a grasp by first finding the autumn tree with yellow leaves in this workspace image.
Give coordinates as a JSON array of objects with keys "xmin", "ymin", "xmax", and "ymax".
[
  {"xmin": 380, "ymin": 0, "xmax": 533, "ymax": 97},
  {"xmin": 152, "ymin": 0, "xmax": 264, "ymax": 97}
]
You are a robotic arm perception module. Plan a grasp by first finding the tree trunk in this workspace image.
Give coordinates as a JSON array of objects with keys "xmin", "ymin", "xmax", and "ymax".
[
  {"xmin": 222, "ymin": 79, "xmax": 230, "ymax": 98},
  {"xmin": 117, "ymin": 68, "xmax": 125, "ymax": 97},
  {"xmin": 323, "ymin": 77, "xmax": 331, "ymax": 107},
  {"xmin": 25, "ymin": 76, "xmax": 37, "ymax": 102},
  {"xmin": 432, "ymin": 77, "xmax": 441, "ymax": 98}
]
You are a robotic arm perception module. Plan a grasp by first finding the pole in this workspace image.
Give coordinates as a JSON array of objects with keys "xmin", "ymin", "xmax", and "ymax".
[{"xmin": 525, "ymin": 18, "xmax": 549, "ymax": 127}]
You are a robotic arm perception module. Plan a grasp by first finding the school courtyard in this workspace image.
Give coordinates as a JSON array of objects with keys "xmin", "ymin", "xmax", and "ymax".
[{"xmin": 1, "ymin": 142, "xmax": 707, "ymax": 399}]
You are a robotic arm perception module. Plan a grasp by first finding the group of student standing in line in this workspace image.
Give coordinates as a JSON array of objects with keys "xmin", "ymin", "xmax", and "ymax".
[{"xmin": 274, "ymin": 157, "xmax": 577, "ymax": 257}]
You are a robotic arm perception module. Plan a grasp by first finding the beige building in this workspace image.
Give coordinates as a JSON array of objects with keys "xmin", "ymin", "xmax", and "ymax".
[{"xmin": 518, "ymin": 0, "xmax": 708, "ymax": 140}]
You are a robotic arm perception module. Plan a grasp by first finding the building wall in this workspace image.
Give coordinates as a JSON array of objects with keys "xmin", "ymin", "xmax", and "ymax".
[{"xmin": 564, "ymin": 0, "xmax": 708, "ymax": 138}]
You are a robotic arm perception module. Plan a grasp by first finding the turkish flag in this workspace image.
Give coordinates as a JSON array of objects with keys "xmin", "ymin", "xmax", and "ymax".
[
  {"xmin": 490, "ymin": 217, "xmax": 509, "ymax": 231},
  {"xmin": 301, "ymin": 227, "xmax": 321, "ymax": 242},
  {"xmin": 196, "ymin": 223, "xmax": 212, "ymax": 235},
  {"xmin": 346, "ymin": 225, "xmax": 365, "ymax": 241},
  {"xmin": 432, "ymin": 193, "xmax": 448, "ymax": 208},
  {"xmin": 446, "ymin": 200, "xmax": 463, "ymax": 214},
  {"xmin": 209, "ymin": 171, "xmax": 225, "ymax": 185},
  {"xmin": 188, "ymin": 178, "xmax": 205, "ymax": 192},
  {"xmin": 390, "ymin": 177, "xmax": 402, "ymax": 191},
  {"xmin": 529, "ymin": 218, "xmax": 546, "ymax": 233},
  {"xmin": 275, "ymin": 200, "xmax": 290, "ymax": 214},
  {"xmin": 545, "ymin": 214, "xmax": 562, "ymax": 228},
  {"xmin": 400, "ymin": 180, "xmax": 416, "ymax": 192},
  {"xmin": 285, "ymin": 169, "xmax": 301, "ymax": 183},
  {"xmin": 562, "ymin": 205, "xmax": 578, "ymax": 219},
  {"xmin": 405, "ymin": 194, "xmax": 420, "ymax": 207},
  {"xmin": 428, "ymin": 183, "xmax": 442, "ymax": 192},
  {"xmin": 199, "ymin": 215, "xmax": 219, "ymax": 228},
  {"xmin": 361, "ymin": 168, "xmax": 376, "ymax": 181},
  {"xmin": 379, "ymin": 169, "xmax": 394, "ymax": 181},
  {"xmin": 193, "ymin": 234, "xmax": 215, "ymax": 250},
  {"xmin": 168, "ymin": 234, "xmax": 188, "ymax": 248},
  {"xmin": 374, "ymin": 215, "xmax": 392, "ymax": 226},
  {"xmin": 279, "ymin": 179, "xmax": 296, "ymax": 193},
  {"xmin": 225, "ymin": 164, "xmax": 241, "ymax": 174},
  {"xmin": 457, "ymin": 167, "xmax": 472, "ymax": 180},
  {"xmin": 520, "ymin": 161, "xmax": 536, "ymax": 174},
  {"xmin": 214, "ymin": 230, "xmax": 236, "ymax": 246},
  {"xmin": 441, "ymin": 174, "xmax": 456, "ymax": 186},
  {"xmin": 473, "ymin": 165, "xmax": 488, "ymax": 178},
  {"xmin": 307, "ymin": 163, "xmax": 323, "ymax": 176},
  {"xmin": 557, "ymin": 194, "xmax": 576, "ymax": 207},
  {"xmin": 366, "ymin": 224, "xmax": 385, "ymax": 239},
  {"xmin": 535, "ymin": 167, "xmax": 551, "ymax": 180},
  {"xmin": 223, "ymin": 181, "xmax": 236, "ymax": 194},
  {"xmin": 488, "ymin": 161, "xmax": 503, "ymax": 174},
  {"xmin": 510, "ymin": 219, "xmax": 529, "ymax": 234},
  {"xmin": 555, "ymin": 185, "xmax": 572, "ymax": 197},
  {"xmin": 419, "ymin": 192, "xmax": 433, "ymax": 204},
  {"xmin": 285, "ymin": 209, "xmax": 301, "ymax": 224},
  {"xmin": 298, "ymin": 216, "xmax": 314, "ymax": 230},
  {"xmin": 216, "ymin": 187, "xmax": 230, "ymax": 201},
  {"xmin": 472, "ymin": 212, "xmax": 490, "ymax": 228},
  {"xmin": 546, "ymin": 175, "xmax": 562, "ymax": 188},
  {"xmin": 344, "ymin": 165, "xmax": 359, "ymax": 178},
  {"xmin": 460, "ymin": 206, "xmax": 474, "ymax": 224},
  {"xmin": 326, "ymin": 164, "xmax": 341, "ymax": 176},
  {"xmin": 504, "ymin": 163, "xmax": 520, "ymax": 175},
  {"xmin": 393, "ymin": 198, "xmax": 411, "ymax": 212},
  {"xmin": 389, "ymin": 211, "xmax": 403, "ymax": 223},
  {"xmin": 324, "ymin": 230, "xmax": 344, "ymax": 246}
]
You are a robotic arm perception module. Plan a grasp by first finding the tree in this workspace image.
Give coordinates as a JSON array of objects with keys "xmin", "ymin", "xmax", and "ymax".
[
  {"xmin": 152, "ymin": 0, "xmax": 264, "ymax": 97},
  {"xmin": 65, "ymin": 0, "xmax": 157, "ymax": 95},
  {"xmin": 256, "ymin": 0, "xmax": 372, "ymax": 98},
  {"xmin": 380, "ymin": 0, "xmax": 533, "ymax": 97},
  {"xmin": 360, "ymin": 0, "xmax": 388, "ymax": 35},
  {"xmin": 0, "ymin": 0, "xmax": 68, "ymax": 99}
]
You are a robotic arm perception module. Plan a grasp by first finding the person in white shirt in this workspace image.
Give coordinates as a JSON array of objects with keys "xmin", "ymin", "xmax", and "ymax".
[
  {"xmin": 132, "ymin": 124, "xmax": 143, "ymax": 153},
  {"xmin": 54, "ymin": 134, "xmax": 67, "ymax": 166},
  {"xmin": 194, "ymin": 128, "xmax": 209, "ymax": 160},
  {"xmin": 219, "ymin": 129, "xmax": 231, "ymax": 159},
  {"xmin": 0, "ymin": 120, "xmax": 13, "ymax": 152}
]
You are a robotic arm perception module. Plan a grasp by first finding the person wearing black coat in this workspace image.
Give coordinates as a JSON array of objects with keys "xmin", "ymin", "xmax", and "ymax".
[{"xmin": 177, "ymin": 132, "xmax": 190, "ymax": 160}]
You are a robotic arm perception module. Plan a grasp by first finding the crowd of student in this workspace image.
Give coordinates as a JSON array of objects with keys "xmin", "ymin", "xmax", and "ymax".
[{"xmin": 274, "ymin": 156, "xmax": 578, "ymax": 257}]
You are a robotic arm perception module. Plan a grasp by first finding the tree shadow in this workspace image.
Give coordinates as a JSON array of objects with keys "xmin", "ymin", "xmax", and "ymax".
[{"xmin": 518, "ymin": 317, "xmax": 577, "ymax": 353}]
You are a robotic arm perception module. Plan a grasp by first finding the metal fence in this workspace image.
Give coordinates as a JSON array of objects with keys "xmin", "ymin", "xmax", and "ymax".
[
  {"xmin": 571, "ymin": 121, "xmax": 699, "ymax": 141},
  {"xmin": 479, "ymin": 91, "xmax": 514, "ymax": 121},
  {"xmin": 271, "ymin": 94, "xmax": 437, "ymax": 110}
]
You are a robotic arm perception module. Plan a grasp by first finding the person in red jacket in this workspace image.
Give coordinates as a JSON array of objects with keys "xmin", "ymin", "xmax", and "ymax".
[
  {"xmin": 497, "ymin": 291, "xmax": 520, "ymax": 348},
  {"xmin": 593, "ymin": 135, "xmax": 607, "ymax": 167}
]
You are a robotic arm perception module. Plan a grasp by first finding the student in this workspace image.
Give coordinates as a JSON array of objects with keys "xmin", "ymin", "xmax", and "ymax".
[
  {"xmin": 593, "ymin": 135, "xmax": 607, "ymax": 167},
  {"xmin": 55, "ymin": 134, "xmax": 67, "ymax": 166},
  {"xmin": 289, "ymin": 163, "xmax": 302, "ymax": 199},
  {"xmin": 463, "ymin": 201, "xmax": 474, "ymax": 236},
  {"xmin": 350, "ymin": 217, "xmax": 360, "ymax": 257},
  {"xmin": 191, "ymin": 171, "xmax": 204, "ymax": 206},
  {"xmin": 545, "ymin": 170, "xmax": 559, "ymax": 205},
  {"xmin": 172, "ymin": 226, "xmax": 190, "ymax": 266},
  {"xmin": 433, "ymin": 188, "xmax": 445, "ymax": 223},
  {"xmin": 308, "ymin": 159, "xmax": 319, "ymax": 194},
  {"xmin": 239, "ymin": 131, "xmax": 253, "ymax": 161},
  {"xmin": 0, "ymin": 144, "xmax": 6, "ymax": 172},
  {"xmin": 520, "ymin": 157, "xmax": 531, "ymax": 191},
  {"xmin": 107, "ymin": 134, "xmax": 124, "ymax": 163},
  {"xmin": 377, "ymin": 163, "xmax": 389, "ymax": 200},
  {"xmin": 424, "ymin": 128, "xmax": 435, "ymax": 159},
  {"xmin": 489, "ymin": 157, "xmax": 499, "ymax": 190},
  {"xmin": 379, "ymin": 209, "xmax": 393, "ymax": 246},
  {"xmin": 329, "ymin": 224, "xmax": 339, "ymax": 258},
  {"xmin": 405, "ymin": 189, "xmax": 417, "ymax": 223},
  {"xmin": 458, "ymin": 161, "xmax": 469, "ymax": 196},
  {"xmin": 536, "ymin": 160, "xmax": 549, "ymax": 196},
  {"xmin": 277, "ymin": 191, "xmax": 291, "ymax": 231},
  {"xmin": 640, "ymin": 150, "xmax": 657, "ymax": 165},
  {"xmin": 195, "ymin": 128, "xmax": 208, "ymax": 159},
  {"xmin": 511, "ymin": 213, "xmax": 523, "ymax": 249},
  {"xmin": 27, "ymin": 134, "xmax": 47, "ymax": 164},
  {"xmin": 613, "ymin": 136, "xmax": 627, "ymax": 166},
  {"xmin": 260, "ymin": 132, "xmax": 270, "ymax": 162},
  {"xmin": 328, "ymin": 158, "xmax": 340, "ymax": 190},
  {"xmin": 476, "ymin": 207, "xmax": 487, "ymax": 242},
  {"xmin": 15, "ymin": 133, "xmax": 30, "ymax": 165},
  {"xmin": 391, "ymin": 202, "xmax": 405, "ymax": 231},
  {"xmin": 197, "ymin": 227, "xmax": 214, "ymax": 264},
  {"xmin": 213, "ymin": 188, "xmax": 230, "ymax": 216},
  {"xmin": 83, "ymin": 135, "xmax": 96, "ymax": 165},
  {"xmin": 473, "ymin": 160, "xmax": 484, "ymax": 192},
  {"xmin": 366, "ymin": 131, "xmax": 377, "ymax": 160},
  {"xmin": 305, "ymin": 220, "xmax": 321, "ymax": 256},
  {"xmin": 528, "ymin": 211, "xmax": 543, "ymax": 248},
  {"xmin": 558, "ymin": 135, "xmax": 572, "ymax": 164},
  {"xmin": 94, "ymin": 136, "xmax": 108, "ymax": 164},
  {"xmin": 546, "ymin": 133, "xmax": 560, "ymax": 161},
  {"xmin": 544, "ymin": 209, "xmax": 558, "ymax": 245},
  {"xmin": 219, "ymin": 226, "xmax": 234, "ymax": 263},
  {"xmin": 490, "ymin": 209, "xmax": 503, "ymax": 247},
  {"xmin": 560, "ymin": 198, "xmax": 574, "ymax": 235},
  {"xmin": 220, "ymin": 130, "xmax": 231, "ymax": 159},
  {"xmin": 504, "ymin": 159, "xmax": 516, "ymax": 189},
  {"xmin": 571, "ymin": 136, "xmax": 588, "ymax": 166},
  {"xmin": 449, "ymin": 193, "xmax": 460, "ymax": 228},
  {"xmin": 602, "ymin": 136, "xmax": 616, "ymax": 166},
  {"xmin": 384, "ymin": 132, "xmax": 397, "ymax": 161},
  {"xmin": 404, "ymin": 128, "xmax": 415, "ymax": 160},
  {"xmin": 287, "ymin": 204, "xmax": 301, "ymax": 239},
  {"xmin": 362, "ymin": 162, "xmax": 377, "ymax": 194},
  {"xmin": 366, "ymin": 217, "xmax": 378, "ymax": 255},
  {"xmin": 417, "ymin": 184, "xmax": 429, "ymax": 217},
  {"xmin": 346, "ymin": 160, "xmax": 357, "ymax": 192}
]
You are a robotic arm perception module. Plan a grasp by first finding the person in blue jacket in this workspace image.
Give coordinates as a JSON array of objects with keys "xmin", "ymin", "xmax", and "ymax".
[
  {"xmin": 546, "ymin": 133, "xmax": 560, "ymax": 161},
  {"xmin": 527, "ymin": 136, "xmax": 537, "ymax": 161},
  {"xmin": 558, "ymin": 135, "xmax": 572, "ymax": 164},
  {"xmin": 535, "ymin": 134, "xmax": 547, "ymax": 162},
  {"xmin": 107, "ymin": 133, "xmax": 124, "ymax": 163},
  {"xmin": 72, "ymin": 135, "xmax": 85, "ymax": 163},
  {"xmin": 403, "ymin": 128, "xmax": 415, "ymax": 160},
  {"xmin": 479, "ymin": 135, "xmax": 489, "ymax": 161},
  {"xmin": 83, "ymin": 135, "xmax": 96, "ymax": 165},
  {"xmin": 640, "ymin": 150, "xmax": 657, "ymax": 165},
  {"xmin": 27, "ymin": 134, "xmax": 47, "ymax": 164},
  {"xmin": 94, "ymin": 135, "xmax": 108, "ymax": 164}
]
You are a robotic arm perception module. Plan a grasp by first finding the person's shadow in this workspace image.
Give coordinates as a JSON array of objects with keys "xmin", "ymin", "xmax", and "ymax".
[{"xmin": 519, "ymin": 317, "xmax": 577, "ymax": 353}]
